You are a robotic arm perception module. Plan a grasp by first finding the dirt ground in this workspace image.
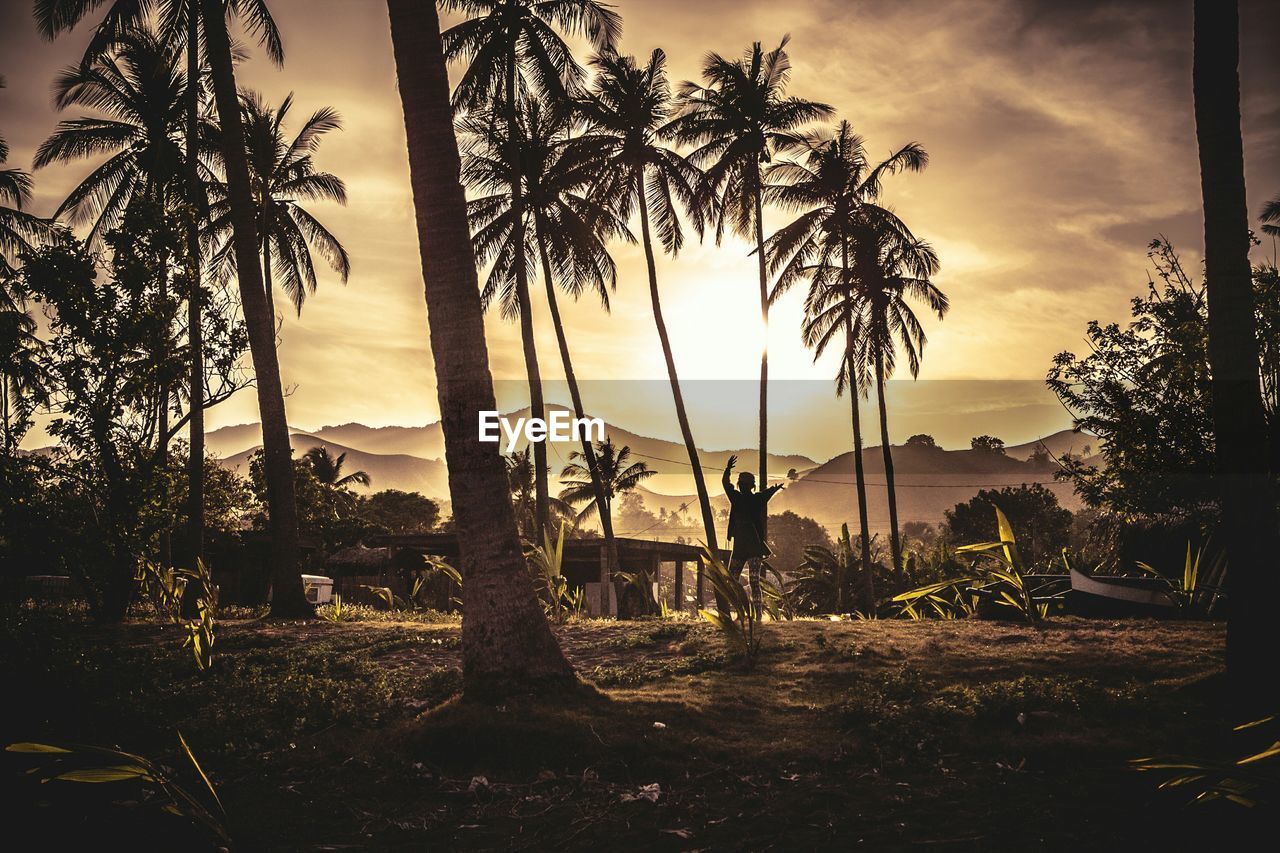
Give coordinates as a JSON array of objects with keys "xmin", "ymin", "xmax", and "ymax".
[{"xmin": 3, "ymin": 610, "xmax": 1259, "ymax": 851}]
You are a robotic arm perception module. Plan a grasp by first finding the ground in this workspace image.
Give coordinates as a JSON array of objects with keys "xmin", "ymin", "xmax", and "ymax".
[{"xmin": 2, "ymin": 606, "xmax": 1258, "ymax": 851}]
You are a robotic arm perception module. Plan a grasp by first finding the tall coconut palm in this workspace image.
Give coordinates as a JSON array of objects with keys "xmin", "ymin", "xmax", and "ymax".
[
  {"xmin": 765, "ymin": 121, "xmax": 927, "ymax": 601},
  {"xmin": 574, "ymin": 48, "xmax": 722, "ymax": 558},
  {"xmin": 198, "ymin": 0, "xmax": 309, "ymax": 616},
  {"xmin": 855, "ymin": 223, "xmax": 947, "ymax": 587},
  {"xmin": 34, "ymin": 0, "xmax": 310, "ymax": 616},
  {"xmin": 386, "ymin": 0, "xmax": 573, "ymax": 695},
  {"xmin": 559, "ymin": 437, "xmax": 654, "ymax": 525},
  {"xmin": 796, "ymin": 262, "xmax": 875, "ymax": 609},
  {"xmin": 1192, "ymin": 0, "xmax": 1280, "ymax": 710},
  {"xmin": 441, "ymin": 0, "xmax": 620, "ymax": 540},
  {"xmin": 35, "ymin": 26, "xmax": 192, "ymax": 568},
  {"xmin": 666, "ymin": 37, "xmax": 832, "ymax": 506},
  {"xmin": 460, "ymin": 98, "xmax": 629, "ymax": 588},
  {"xmin": 207, "ymin": 91, "xmax": 350, "ymax": 321}
]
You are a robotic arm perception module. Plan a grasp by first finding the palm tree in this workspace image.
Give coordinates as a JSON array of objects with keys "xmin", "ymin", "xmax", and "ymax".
[
  {"xmin": 34, "ymin": 27, "xmax": 188, "ymax": 245},
  {"xmin": 442, "ymin": 0, "xmax": 620, "ymax": 540},
  {"xmin": 856, "ymin": 222, "xmax": 947, "ymax": 587},
  {"xmin": 460, "ymin": 97, "xmax": 629, "ymax": 583},
  {"xmin": 796, "ymin": 262, "xmax": 875, "ymax": 609},
  {"xmin": 559, "ymin": 437, "xmax": 655, "ymax": 524},
  {"xmin": 304, "ymin": 445, "xmax": 369, "ymax": 515},
  {"xmin": 1192, "ymin": 0, "xmax": 1280, "ymax": 711},
  {"xmin": 304, "ymin": 445, "xmax": 371, "ymax": 489},
  {"xmin": 32, "ymin": 0, "xmax": 291, "ymax": 584},
  {"xmin": 207, "ymin": 91, "xmax": 350, "ymax": 321},
  {"xmin": 1262, "ymin": 192, "xmax": 1280, "ymax": 238},
  {"xmin": 34, "ymin": 27, "xmax": 192, "ymax": 567},
  {"xmin": 504, "ymin": 446, "xmax": 573, "ymax": 535},
  {"xmin": 2, "ymin": 75, "xmax": 56, "ymax": 279},
  {"xmin": 767, "ymin": 121, "xmax": 927, "ymax": 602},
  {"xmin": 574, "ymin": 48, "xmax": 722, "ymax": 556},
  {"xmin": 666, "ymin": 37, "xmax": 832, "ymax": 505},
  {"xmin": 386, "ymin": 0, "xmax": 573, "ymax": 694}
]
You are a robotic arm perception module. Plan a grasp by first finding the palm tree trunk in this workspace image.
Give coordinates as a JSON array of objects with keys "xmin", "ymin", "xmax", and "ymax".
[
  {"xmin": 635, "ymin": 168, "xmax": 719, "ymax": 556},
  {"xmin": 537, "ymin": 233, "xmax": 622, "ymax": 594},
  {"xmin": 1192, "ymin": 0, "xmax": 1280, "ymax": 712},
  {"xmin": 2, "ymin": 374, "xmax": 9, "ymax": 455},
  {"xmin": 155, "ymin": 186, "xmax": 172, "ymax": 568},
  {"xmin": 504, "ymin": 47, "xmax": 549, "ymax": 540},
  {"xmin": 845, "ymin": 348, "xmax": 875, "ymax": 611},
  {"xmin": 841, "ymin": 239, "xmax": 874, "ymax": 611},
  {"xmin": 200, "ymin": 0, "xmax": 310, "ymax": 617},
  {"xmin": 753, "ymin": 173, "xmax": 769, "ymax": 530},
  {"xmin": 874, "ymin": 347, "xmax": 903, "ymax": 587},
  {"xmin": 262, "ymin": 226, "xmax": 277, "ymax": 327},
  {"xmin": 184, "ymin": 5, "xmax": 205, "ymax": 569},
  {"xmin": 387, "ymin": 0, "xmax": 573, "ymax": 695},
  {"xmin": 185, "ymin": 3, "xmax": 204, "ymax": 568}
]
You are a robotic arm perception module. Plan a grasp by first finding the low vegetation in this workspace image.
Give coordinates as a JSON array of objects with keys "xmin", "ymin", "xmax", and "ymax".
[{"xmin": 3, "ymin": 603, "xmax": 1261, "ymax": 850}]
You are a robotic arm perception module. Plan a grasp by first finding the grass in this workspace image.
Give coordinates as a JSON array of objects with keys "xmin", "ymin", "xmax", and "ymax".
[{"xmin": 1, "ymin": 604, "xmax": 1260, "ymax": 851}]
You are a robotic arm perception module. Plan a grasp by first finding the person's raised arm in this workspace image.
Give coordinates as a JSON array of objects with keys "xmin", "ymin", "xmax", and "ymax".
[
  {"xmin": 722, "ymin": 454, "xmax": 737, "ymax": 496},
  {"xmin": 765, "ymin": 483, "xmax": 785, "ymax": 501}
]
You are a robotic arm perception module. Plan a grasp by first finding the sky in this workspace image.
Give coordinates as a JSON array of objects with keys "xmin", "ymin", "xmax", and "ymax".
[{"xmin": 3, "ymin": 0, "xmax": 1279, "ymax": 460}]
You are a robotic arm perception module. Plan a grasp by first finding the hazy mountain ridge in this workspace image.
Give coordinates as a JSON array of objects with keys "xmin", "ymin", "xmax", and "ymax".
[{"xmin": 204, "ymin": 418, "xmax": 1093, "ymax": 531}]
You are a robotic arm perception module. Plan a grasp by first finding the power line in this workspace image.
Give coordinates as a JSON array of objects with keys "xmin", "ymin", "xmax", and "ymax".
[{"xmin": 622, "ymin": 448, "xmax": 1069, "ymax": 490}]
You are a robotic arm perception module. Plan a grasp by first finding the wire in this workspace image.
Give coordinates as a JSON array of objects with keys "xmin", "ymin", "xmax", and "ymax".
[{"xmin": 622, "ymin": 447, "xmax": 1070, "ymax": 490}]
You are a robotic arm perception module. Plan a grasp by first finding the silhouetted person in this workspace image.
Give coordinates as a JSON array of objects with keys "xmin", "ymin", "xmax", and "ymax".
[{"xmin": 721, "ymin": 454, "xmax": 783, "ymax": 614}]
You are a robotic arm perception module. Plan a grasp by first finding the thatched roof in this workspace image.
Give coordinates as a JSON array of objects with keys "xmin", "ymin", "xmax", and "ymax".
[{"xmin": 326, "ymin": 544, "xmax": 392, "ymax": 573}]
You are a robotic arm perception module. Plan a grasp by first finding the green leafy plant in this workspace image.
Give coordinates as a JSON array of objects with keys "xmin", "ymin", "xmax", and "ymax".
[
  {"xmin": 698, "ymin": 548, "xmax": 763, "ymax": 665},
  {"xmin": 6, "ymin": 733, "xmax": 230, "ymax": 845},
  {"xmin": 527, "ymin": 523, "xmax": 582, "ymax": 620},
  {"xmin": 137, "ymin": 560, "xmax": 217, "ymax": 672},
  {"xmin": 361, "ymin": 556, "xmax": 462, "ymax": 613},
  {"xmin": 1132, "ymin": 715, "xmax": 1280, "ymax": 807},
  {"xmin": 789, "ymin": 524, "xmax": 868, "ymax": 615},
  {"xmin": 1134, "ymin": 540, "xmax": 1227, "ymax": 617},
  {"xmin": 892, "ymin": 506, "xmax": 1042, "ymax": 622},
  {"xmin": 613, "ymin": 568, "xmax": 659, "ymax": 616},
  {"xmin": 318, "ymin": 593, "xmax": 349, "ymax": 623}
]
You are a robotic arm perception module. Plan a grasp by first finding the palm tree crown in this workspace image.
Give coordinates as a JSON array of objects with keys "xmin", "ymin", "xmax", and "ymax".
[
  {"xmin": 576, "ymin": 48, "xmax": 705, "ymax": 255},
  {"xmin": 207, "ymin": 91, "xmax": 349, "ymax": 317},
  {"xmin": 461, "ymin": 99, "xmax": 629, "ymax": 317},
  {"xmin": 304, "ymin": 445, "xmax": 371, "ymax": 489},
  {"xmin": 34, "ymin": 27, "xmax": 190, "ymax": 245},
  {"xmin": 441, "ymin": 0, "xmax": 621, "ymax": 114},
  {"xmin": 665, "ymin": 37, "xmax": 832, "ymax": 242},
  {"xmin": 558, "ymin": 437, "xmax": 654, "ymax": 523}
]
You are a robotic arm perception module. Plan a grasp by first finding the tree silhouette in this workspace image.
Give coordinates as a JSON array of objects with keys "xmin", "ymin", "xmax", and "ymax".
[
  {"xmin": 1192, "ymin": 0, "xmax": 1280, "ymax": 710},
  {"xmin": 766, "ymin": 121, "xmax": 926, "ymax": 605},
  {"xmin": 441, "ymin": 0, "xmax": 619, "ymax": 540},
  {"xmin": 207, "ymin": 91, "xmax": 350, "ymax": 320},
  {"xmin": 387, "ymin": 0, "xmax": 573, "ymax": 693},
  {"xmin": 559, "ymin": 437, "xmax": 655, "ymax": 524},
  {"xmin": 575, "ymin": 48, "xmax": 722, "ymax": 556},
  {"xmin": 459, "ymin": 97, "xmax": 628, "ymax": 572},
  {"xmin": 666, "ymin": 37, "xmax": 832, "ymax": 506}
]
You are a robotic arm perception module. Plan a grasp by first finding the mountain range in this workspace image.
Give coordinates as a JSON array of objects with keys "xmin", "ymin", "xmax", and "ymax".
[{"xmin": 207, "ymin": 406, "xmax": 1096, "ymax": 533}]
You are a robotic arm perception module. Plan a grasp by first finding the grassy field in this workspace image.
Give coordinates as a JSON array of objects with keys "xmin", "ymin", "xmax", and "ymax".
[{"xmin": 2, "ymin": 606, "xmax": 1258, "ymax": 850}]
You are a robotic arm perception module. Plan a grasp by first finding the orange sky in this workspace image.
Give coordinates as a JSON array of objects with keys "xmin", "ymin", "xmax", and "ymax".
[{"xmin": 3, "ymin": 0, "xmax": 1278, "ymax": 459}]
